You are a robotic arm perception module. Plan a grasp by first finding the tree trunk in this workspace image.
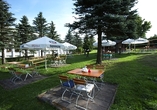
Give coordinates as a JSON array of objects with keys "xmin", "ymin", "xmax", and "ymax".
[
  {"xmin": 24, "ymin": 50, "xmax": 28, "ymax": 60},
  {"xmin": 96, "ymin": 26, "xmax": 102, "ymax": 64},
  {"xmin": 1, "ymin": 48, "xmax": 6, "ymax": 64},
  {"xmin": 41, "ymin": 50, "xmax": 43, "ymax": 57}
]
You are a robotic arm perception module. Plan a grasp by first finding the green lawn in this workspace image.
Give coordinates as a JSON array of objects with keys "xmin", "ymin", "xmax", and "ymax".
[{"xmin": 0, "ymin": 51, "xmax": 157, "ymax": 110}]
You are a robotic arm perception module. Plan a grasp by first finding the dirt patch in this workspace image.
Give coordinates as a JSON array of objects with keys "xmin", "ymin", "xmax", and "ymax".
[{"xmin": 0, "ymin": 74, "xmax": 48, "ymax": 90}]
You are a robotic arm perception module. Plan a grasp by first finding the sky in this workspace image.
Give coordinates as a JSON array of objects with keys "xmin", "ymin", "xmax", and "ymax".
[
  {"xmin": 6, "ymin": 0, "xmax": 157, "ymax": 40},
  {"xmin": 135, "ymin": 0, "xmax": 157, "ymax": 38}
]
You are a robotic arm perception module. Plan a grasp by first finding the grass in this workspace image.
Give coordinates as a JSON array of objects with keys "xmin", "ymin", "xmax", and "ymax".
[{"xmin": 0, "ymin": 50, "xmax": 157, "ymax": 110}]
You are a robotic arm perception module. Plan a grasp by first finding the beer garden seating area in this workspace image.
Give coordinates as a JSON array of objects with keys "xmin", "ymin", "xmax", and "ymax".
[{"xmin": 0, "ymin": 50, "xmax": 157, "ymax": 110}]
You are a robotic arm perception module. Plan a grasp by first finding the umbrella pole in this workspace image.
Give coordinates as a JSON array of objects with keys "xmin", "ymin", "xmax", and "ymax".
[
  {"xmin": 134, "ymin": 44, "xmax": 136, "ymax": 52},
  {"xmin": 129, "ymin": 44, "xmax": 130, "ymax": 53},
  {"xmin": 45, "ymin": 57, "xmax": 47, "ymax": 70},
  {"xmin": 44, "ymin": 51, "xmax": 47, "ymax": 70}
]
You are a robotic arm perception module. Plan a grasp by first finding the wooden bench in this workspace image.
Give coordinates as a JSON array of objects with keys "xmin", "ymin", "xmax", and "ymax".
[
  {"xmin": 29, "ymin": 58, "xmax": 46, "ymax": 66},
  {"xmin": 28, "ymin": 57, "xmax": 48, "ymax": 69},
  {"xmin": 32, "ymin": 59, "xmax": 46, "ymax": 65}
]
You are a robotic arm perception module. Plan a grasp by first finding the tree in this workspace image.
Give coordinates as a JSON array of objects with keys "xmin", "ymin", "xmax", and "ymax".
[
  {"xmin": 66, "ymin": 0, "xmax": 138, "ymax": 64},
  {"xmin": 135, "ymin": 15, "xmax": 152, "ymax": 38},
  {"xmin": 0, "ymin": 0, "xmax": 16, "ymax": 64},
  {"xmin": 88, "ymin": 35, "xmax": 95, "ymax": 50},
  {"xmin": 47, "ymin": 21, "xmax": 61, "ymax": 42},
  {"xmin": 16, "ymin": 15, "xmax": 33, "ymax": 58},
  {"xmin": 73, "ymin": 32, "xmax": 83, "ymax": 47},
  {"xmin": 73, "ymin": 32, "xmax": 83, "ymax": 53},
  {"xmin": 33, "ymin": 12, "xmax": 48, "ymax": 57},
  {"xmin": 33, "ymin": 12, "xmax": 48, "ymax": 37},
  {"xmin": 83, "ymin": 34, "xmax": 95, "ymax": 52},
  {"xmin": 83, "ymin": 35, "xmax": 90, "ymax": 54},
  {"xmin": 64, "ymin": 29, "xmax": 74, "ymax": 44}
]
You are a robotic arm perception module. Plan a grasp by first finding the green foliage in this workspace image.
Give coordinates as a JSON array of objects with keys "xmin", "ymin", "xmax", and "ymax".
[
  {"xmin": 73, "ymin": 33, "xmax": 82, "ymax": 46},
  {"xmin": 15, "ymin": 16, "xmax": 35, "ymax": 58},
  {"xmin": 64, "ymin": 29, "xmax": 74, "ymax": 43},
  {"xmin": 0, "ymin": 0, "xmax": 16, "ymax": 64},
  {"xmin": 75, "ymin": 46, "xmax": 83, "ymax": 54},
  {"xmin": 47, "ymin": 21, "xmax": 61, "ymax": 42},
  {"xmin": 83, "ymin": 35, "xmax": 90, "ymax": 49},
  {"xmin": 33, "ymin": 12, "xmax": 48, "ymax": 37},
  {"xmin": 82, "ymin": 34, "xmax": 94, "ymax": 51},
  {"xmin": 135, "ymin": 15, "xmax": 152, "ymax": 38},
  {"xmin": 64, "ymin": 29, "xmax": 84, "ymax": 53},
  {"xmin": 16, "ymin": 16, "xmax": 33, "ymax": 45}
]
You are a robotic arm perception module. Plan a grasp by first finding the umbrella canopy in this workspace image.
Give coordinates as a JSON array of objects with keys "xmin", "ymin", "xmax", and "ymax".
[
  {"xmin": 122, "ymin": 38, "xmax": 135, "ymax": 44},
  {"xmin": 62, "ymin": 42, "xmax": 77, "ymax": 50},
  {"xmin": 131, "ymin": 37, "xmax": 149, "ymax": 44},
  {"xmin": 20, "ymin": 36, "xmax": 64, "ymax": 50},
  {"xmin": 93, "ymin": 40, "xmax": 116, "ymax": 47}
]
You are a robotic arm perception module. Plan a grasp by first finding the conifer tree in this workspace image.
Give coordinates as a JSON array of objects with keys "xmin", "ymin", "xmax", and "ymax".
[
  {"xmin": 33, "ymin": 12, "xmax": 48, "ymax": 37},
  {"xmin": 66, "ymin": 0, "xmax": 137, "ymax": 64},
  {"xmin": 0, "ymin": 0, "xmax": 16, "ymax": 64},
  {"xmin": 16, "ymin": 15, "xmax": 33, "ymax": 58},
  {"xmin": 64, "ymin": 29, "xmax": 74, "ymax": 44},
  {"xmin": 47, "ymin": 21, "xmax": 61, "ymax": 42},
  {"xmin": 33, "ymin": 12, "xmax": 48, "ymax": 57}
]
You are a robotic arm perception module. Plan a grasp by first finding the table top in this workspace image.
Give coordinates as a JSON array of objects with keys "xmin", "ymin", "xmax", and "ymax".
[
  {"xmin": 17, "ymin": 64, "xmax": 35, "ymax": 70},
  {"xmin": 67, "ymin": 68, "xmax": 104, "ymax": 78},
  {"xmin": 7, "ymin": 62, "xmax": 21, "ymax": 64}
]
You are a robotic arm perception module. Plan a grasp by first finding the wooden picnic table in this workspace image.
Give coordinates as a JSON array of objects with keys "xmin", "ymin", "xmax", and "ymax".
[
  {"xmin": 67, "ymin": 68, "xmax": 104, "ymax": 78},
  {"xmin": 67, "ymin": 68, "xmax": 105, "ymax": 90}
]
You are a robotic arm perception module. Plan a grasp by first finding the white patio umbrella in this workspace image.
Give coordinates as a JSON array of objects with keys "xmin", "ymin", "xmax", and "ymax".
[
  {"xmin": 20, "ymin": 36, "xmax": 64, "ymax": 50},
  {"xmin": 102, "ymin": 40, "xmax": 116, "ymax": 46},
  {"xmin": 131, "ymin": 37, "xmax": 149, "ymax": 50},
  {"xmin": 122, "ymin": 38, "xmax": 135, "ymax": 52},
  {"xmin": 131, "ymin": 37, "xmax": 149, "ymax": 44},
  {"xmin": 122, "ymin": 38, "xmax": 135, "ymax": 44},
  {"xmin": 93, "ymin": 40, "xmax": 116, "ymax": 47},
  {"xmin": 20, "ymin": 36, "xmax": 64, "ymax": 69},
  {"xmin": 62, "ymin": 42, "xmax": 77, "ymax": 50}
]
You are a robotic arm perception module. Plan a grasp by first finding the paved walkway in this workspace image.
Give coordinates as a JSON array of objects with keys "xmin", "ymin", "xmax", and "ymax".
[{"xmin": 37, "ymin": 82, "xmax": 118, "ymax": 110}]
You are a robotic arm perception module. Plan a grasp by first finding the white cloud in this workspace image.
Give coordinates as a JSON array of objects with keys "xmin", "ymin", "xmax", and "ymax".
[{"xmin": 136, "ymin": 0, "xmax": 157, "ymax": 38}]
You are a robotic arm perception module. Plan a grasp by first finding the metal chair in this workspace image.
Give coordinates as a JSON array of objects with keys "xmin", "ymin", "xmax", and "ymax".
[
  {"xmin": 18, "ymin": 64, "xmax": 34, "ymax": 81},
  {"xmin": 60, "ymin": 56, "xmax": 67, "ymax": 64},
  {"xmin": 86, "ymin": 64, "xmax": 94, "ymax": 69},
  {"xmin": 73, "ymin": 78, "xmax": 95, "ymax": 110},
  {"xmin": 59, "ymin": 75, "xmax": 74, "ymax": 103},
  {"xmin": 8, "ymin": 68, "xmax": 23, "ymax": 83}
]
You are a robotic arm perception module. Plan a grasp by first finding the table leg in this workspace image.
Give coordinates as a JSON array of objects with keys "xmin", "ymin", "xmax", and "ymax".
[
  {"xmin": 24, "ymin": 71, "xmax": 33, "ymax": 81},
  {"xmin": 92, "ymin": 78, "xmax": 100, "ymax": 91}
]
